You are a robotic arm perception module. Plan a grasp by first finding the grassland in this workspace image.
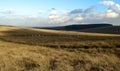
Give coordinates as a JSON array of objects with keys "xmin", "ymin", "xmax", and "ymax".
[{"xmin": 0, "ymin": 26, "xmax": 120, "ymax": 71}]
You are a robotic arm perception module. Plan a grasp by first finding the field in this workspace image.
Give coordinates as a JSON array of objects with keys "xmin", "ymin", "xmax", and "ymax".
[{"xmin": 0, "ymin": 26, "xmax": 120, "ymax": 71}]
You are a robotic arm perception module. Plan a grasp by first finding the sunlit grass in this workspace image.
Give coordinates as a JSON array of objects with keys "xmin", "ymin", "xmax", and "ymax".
[{"xmin": 0, "ymin": 26, "xmax": 120, "ymax": 71}]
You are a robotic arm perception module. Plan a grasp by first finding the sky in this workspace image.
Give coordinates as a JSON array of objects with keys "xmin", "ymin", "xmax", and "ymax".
[{"xmin": 0, "ymin": 0, "xmax": 120, "ymax": 27}]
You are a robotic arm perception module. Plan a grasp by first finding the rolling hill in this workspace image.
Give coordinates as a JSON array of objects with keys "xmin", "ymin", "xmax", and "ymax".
[
  {"xmin": 39, "ymin": 24, "xmax": 120, "ymax": 34},
  {"xmin": 0, "ymin": 26, "xmax": 120, "ymax": 71},
  {"xmin": 79, "ymin": 26, "xmax": 120, "ymax": 34}
]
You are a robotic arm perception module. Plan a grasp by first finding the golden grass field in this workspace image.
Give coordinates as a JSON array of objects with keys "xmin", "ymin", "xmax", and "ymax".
[{"xmin": 0, "ymin": 26, "xmax": 120, "ymax": 71}]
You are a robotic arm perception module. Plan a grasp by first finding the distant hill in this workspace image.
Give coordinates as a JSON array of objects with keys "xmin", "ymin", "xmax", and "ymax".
[
  {"xmin": 35, "ymin": 24, "xmax": 120, "ymax": 34},
  {"xmin": 79, "ymin": 26, "xmax": 120, "ymax": 34},
  {"xmin": 41, "ymin": 24, "xmax": 113, "ymax": 31}
]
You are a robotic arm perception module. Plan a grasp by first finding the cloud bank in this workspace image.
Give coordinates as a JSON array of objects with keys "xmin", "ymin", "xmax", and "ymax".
[{"xmin": 0, "ymin": 0, "xmax": 120, "ymax": 27}]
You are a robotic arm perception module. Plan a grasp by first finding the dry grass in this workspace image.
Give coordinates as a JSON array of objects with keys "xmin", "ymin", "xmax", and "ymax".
[
  {"xmin": 0, "ymin": 40, "xmax": 120, "ymax": 71},
  {"xmin": 0, "ymin": 26, "xmax": 120, "ymax": 48},
  {"xmin": 0, "ymin": 26, "xmax": 120, "ymax": 71}
]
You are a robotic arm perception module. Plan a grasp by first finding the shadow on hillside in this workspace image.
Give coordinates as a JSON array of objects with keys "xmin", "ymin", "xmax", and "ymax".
[
  {"xmin": 79, "ymin": 26, "xmax": 120, "ymax": 34},
  {"xmin": 41, "ymin": 24, "xmax": 120, "ymax": 34}
]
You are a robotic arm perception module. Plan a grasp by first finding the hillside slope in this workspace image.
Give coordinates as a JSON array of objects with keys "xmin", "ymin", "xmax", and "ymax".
[
  {"xmin": 80, "ymin": 26, "xmax": 120, "ymax": 34},
  {"xmin": 0, "ymin": 26, "xmax": 120, "ymax": 48},
  {"xmin": 40, "ymin": 24, "xmax": 120, "ymax": 34},
  {"xmin": 0, "ymin": 26, "xmax": 120, "ymax": 71},
  {"xmin": 41, "ymin": 24, "xmax": 113, "ymax": 30}
]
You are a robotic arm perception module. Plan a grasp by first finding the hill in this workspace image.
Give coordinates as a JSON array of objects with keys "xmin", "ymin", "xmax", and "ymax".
[
  {"xmin": 39, "ymin": 24, "xmax": 120, "ymax": 34},
  {"xmin": 80, "ymin": 26, "xmax": 120, "ymax": 34},
  {"xmin": 0, "ymin": 26, "xmax": 120, "ymax": 48},
  {"xmin": 0, "ymin": 26, "xmax": 120, "ymax": 71},
  {"xmin": 41, "ymin": 24, "xmax": 112, "ymax": 30}
]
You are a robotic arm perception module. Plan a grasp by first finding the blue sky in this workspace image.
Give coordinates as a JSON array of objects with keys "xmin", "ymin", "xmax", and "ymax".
[
  {"xmin": 0, "ymin": 0, "xmax": 120, "ymax": 27},
  {"xmin": 0, "ymin": 0, "xmax": 101, "ymax": 15}
]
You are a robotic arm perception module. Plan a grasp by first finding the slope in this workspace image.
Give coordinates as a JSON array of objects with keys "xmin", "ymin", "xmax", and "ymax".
[{"xmin": 0, "ymin": 26, "xmax": 120, "ymax": 71}]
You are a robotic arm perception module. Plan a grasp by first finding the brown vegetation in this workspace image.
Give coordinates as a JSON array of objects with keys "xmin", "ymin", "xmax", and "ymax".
[{"xmin": 0, "ymin": 26, "xmax": 120, "ymax": 71}]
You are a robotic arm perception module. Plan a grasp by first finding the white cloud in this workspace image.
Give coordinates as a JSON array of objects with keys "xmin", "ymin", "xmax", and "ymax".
[
  {"xmin": 38, "ymin": 10, "xmax": 44, "ymax": 14},
  {"xmin": 73, "ymin": 15, "xmax": 84, "ymax": 22},
  {"xmin": 100, "ymin": 1, "xmax": 115, "ymax": 6},
  {"xmin": 48, "ymin": 9, "xmax": 69, "ymax": 24},
  {"xmin": 50, "ymin": 10, "xmax": 57, "ymax": 15},
  {"xmin": 49, "ymin": 14, "xmax": 59, "ymax": 19},
  {"xmin": 0, "ymin": 8, "xmax": 14, "ymax": 14},
  {"xmin": 91, "ymin": 10, "xmax": 119, "ymax": 19},
  {"xmin": 106, "ymin": 10, "xmax": 119, "ymax": 18},
  {"xmin": 48, "ymin": 9, "xmax": 59, "ymax": 20},
  {"xmin": 100, "ymin": 1, "xmax": 120, "ymax": 14},
  {"xmin": 0, "ymin": 1, "xmax": 120, "ymax": 27},
  {"xmin": 28, "ymin": 15, "xmax": 39, "ymax": 19},
  {"xmin": 30, "ymin": 6, "xmax": 120, "ymax": 26}
]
